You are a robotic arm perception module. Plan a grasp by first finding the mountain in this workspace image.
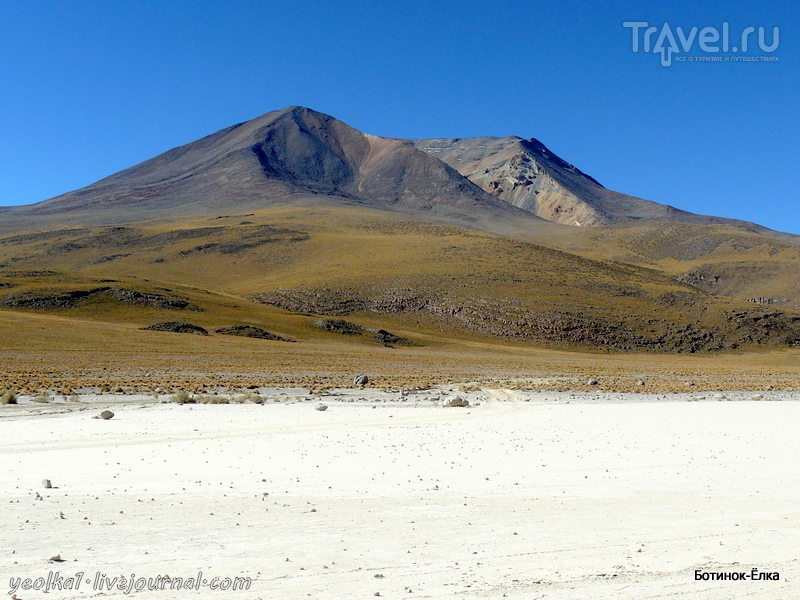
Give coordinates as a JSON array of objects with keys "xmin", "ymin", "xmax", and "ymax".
[
  {"xmin": 2, "ymin": 106, "xmax": 780, "ymax": 239},
  {"xmin": 1, "ymin": 106, "xmax": 540, "ymax": 234},
  {"xmin": 411, "ymin": 136, "xmax": 775, "ymax": 232},
  {"xmin": 2, "ymin": 106, "xmax": 800, "ymax": 359}
]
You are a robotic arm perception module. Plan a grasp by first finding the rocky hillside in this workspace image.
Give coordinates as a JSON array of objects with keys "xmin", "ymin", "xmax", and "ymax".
[
  {"xmin": 412, "ymin": 136, "xmax": 777, "ymax": 232},
  {"xmin": 1, "ymin": 106, "xmax": 799, "ymax": 355}
]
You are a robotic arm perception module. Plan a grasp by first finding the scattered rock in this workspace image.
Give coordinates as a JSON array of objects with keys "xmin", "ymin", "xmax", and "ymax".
[
  {"xmin": 107, "ymin": 287, "xmax": 195, "ymax": 310},
  {"xmin": 48, "ymin": 554, "xmax": 65, "ymax": 562},
  {"xmin": 140, "ymin": 321, "xmax": 209, "ymax": 335},
  {"xmin": 258, "ymin": 290, "xmax": 366, "ymax": 317},
  {"xmin": 93, "ymin": 410, "xmax": 114, "ymax": 420},
  {"xmin": 215, "ymin": 325, "xmax": 294, "ymax": 342},
  {"xmin": 371, "ymin": 329, "xmax": 410, "ymax": 345},
  {"xmin": 309, "ymin": 318, "xmax": 408, "ymax": 345},
  {"xmin": 1, "ymin": 287, "xmax": 194, "ymax": 311},
  {"xmin": 636, "ymin": 380, "xmax": 645, "ymax": 386},
  {"xmin": 315, "ymin": 403, "xmax": 328, "ymax": 411},
  {"xmin": 444, "ymin": 397, "xmax": 470, "ymax": 408},
  {"xmin": 684, "ymin": 381, "xmax": 695, "ymax": 387},
  {"xmin": 587, "ymin": 379, "xmax": 599, "ymax": 386},
  {"xmin": 41, "ymin": 479, "xmax": 52, "ymax": 489},
  {"xmin": 354, "ymin": 374, "xmax": 369, "ymax": 386},
  {"xmin": 314, "ymin": 318, "xmax": 364, "ymax": 335}
]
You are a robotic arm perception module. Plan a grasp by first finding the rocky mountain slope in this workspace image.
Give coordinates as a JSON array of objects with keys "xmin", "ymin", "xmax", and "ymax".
[{"xmin": 412, "ymin": 136, "xmax": 777, "ymax": 232}]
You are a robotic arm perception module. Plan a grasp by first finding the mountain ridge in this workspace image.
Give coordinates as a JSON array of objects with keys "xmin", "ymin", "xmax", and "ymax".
[
  {"xmin": 0, "ymin": 105, "xmax": 788, "ymax": 242},
  {"xmin": 1, "ymin": 107, "xmax": 541, "ymax": 235},
  {"xmin": 2, "ymin": 105, "xmax": 799, "ymax": 336},
  {"xmin": 411, "ymin": 135, "xmax": 781, "ymax": 235}
]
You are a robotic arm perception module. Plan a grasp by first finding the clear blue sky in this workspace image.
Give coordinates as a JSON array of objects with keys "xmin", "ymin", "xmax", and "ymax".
[{"xmin": 1, "ymin": 1, "xmax": 797, "ymax": 232}]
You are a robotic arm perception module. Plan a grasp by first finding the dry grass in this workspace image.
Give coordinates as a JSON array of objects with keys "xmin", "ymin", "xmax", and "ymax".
[
  {"xmin": 167, "ymin": 391, "xmax": 264, "ymax": 405},
  {"xmin": 1, "ymin": 212, "xmax": 794, "ymax": 353},
  {"xmin": 0, "ymin": 305, "xmax": 799, "ymax": 392},
  {"xmin": 234, "ymin": 392, "xmax": 263, "ymax": 404},
  {"xmin": 170, "ymin": 391, "xmax": 195, "ymax": 404},
  {"xmin": 1, "ymin": 206, "xmax": 800, "ymax": 391},
  {"xmin": 197, "ymin": 394, "xmax": 230, "ymax": 404}
]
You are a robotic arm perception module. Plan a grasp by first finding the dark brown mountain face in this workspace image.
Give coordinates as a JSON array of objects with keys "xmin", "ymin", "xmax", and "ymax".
[
  {"xmin": 250, "ymin": 107, "xmax": 370, "ymax": 193},
  {"xmin": 250, "ymin": 109, "xmax": 536, "ymax": 225}
]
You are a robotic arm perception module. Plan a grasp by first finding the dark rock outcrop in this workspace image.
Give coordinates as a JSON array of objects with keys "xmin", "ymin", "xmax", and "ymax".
[
  {"xmin": 140, "ymin": 321, "xmax": 209, "ymax": 335},
  {"xmin": 1, "ymin": 287, "xmax": 195, "ymax": 311},
  {"xmin": 215, "ymin": 325, "xmax": 294, "ymax": 342},
  {"xmin": 313, "ymin": 318, "xmax": 364, "ymax": 334},
  {"xmin": 257, "ymin": 286, "xmax": 800, "ymax": 353}
]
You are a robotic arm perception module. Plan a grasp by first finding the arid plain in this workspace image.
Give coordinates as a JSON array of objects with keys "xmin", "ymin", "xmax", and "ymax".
[{"xmin": 2, "ymin": 107, "xmax": 800, "ymax": 599}]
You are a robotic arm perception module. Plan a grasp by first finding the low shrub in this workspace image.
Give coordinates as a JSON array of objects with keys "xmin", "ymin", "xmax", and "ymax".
[
  {"xmin": 170, "ymin": 391, "xmax": 195, "ymax": 404},
  {"xmin": 198, "ymin": 395, "xmax": 230, "ymax": 404},
  {"xmin": 247, "ymin": 393, "xmax": 264, "ymax": 405}
]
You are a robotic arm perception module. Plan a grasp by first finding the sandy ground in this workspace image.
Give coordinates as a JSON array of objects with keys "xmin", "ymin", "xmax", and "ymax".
[{"xmin": 2, "ymin": 389, "xmax": 799, "ymax": 599}]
